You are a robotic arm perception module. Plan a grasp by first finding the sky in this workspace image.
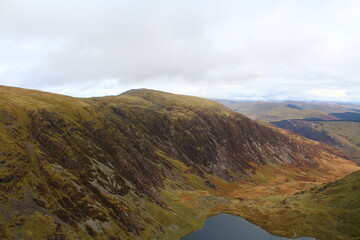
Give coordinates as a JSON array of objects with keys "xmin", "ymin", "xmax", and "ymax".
[{"xmin": 1, "ymin": 0, "xmax": 360, "ymax": 101}]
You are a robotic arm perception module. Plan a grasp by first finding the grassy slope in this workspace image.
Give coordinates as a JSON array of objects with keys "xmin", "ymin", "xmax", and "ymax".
[
  {"xmin": 233, "ymin": 170, "xmax": 360, "ymax": 240},
  {"xmin": 0, "ymin": 86, "xmax": 359, "ymax": 240},
  {"xmin": 318, "ymin": 121, "xmax": 360, "ymax": 162},
  {"xmin": 293, "ymin": 170, "xmax": 360, "ymax": 239}
]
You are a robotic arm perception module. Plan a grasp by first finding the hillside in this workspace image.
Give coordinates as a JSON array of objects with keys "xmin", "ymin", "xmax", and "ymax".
[
  {"xmin": 273, "ymin": 120, "xmax": 360, "ymax": 163},
  {"xmin": 0, "ymin": 86, "xmax": 358, "ymax": 239},
  {"xmin": 231, "ymin": 170, "xmax": 360, "ymax": 240},
  {"xmin": 217, "ymin": 100, "xmax": 360, "ymax": 163},
  {"xmin": 294, "ymin": 170, "xmax": 360, "ymax": 239}
]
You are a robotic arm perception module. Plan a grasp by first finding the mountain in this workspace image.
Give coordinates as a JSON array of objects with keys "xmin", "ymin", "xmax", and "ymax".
[
  {"xmin": 0, "ymin": 86, "xmax": 358, "ymax": 239},
  {"xmin": 217, "ymin": 100, "xmax": 360, "ymax": 163}
]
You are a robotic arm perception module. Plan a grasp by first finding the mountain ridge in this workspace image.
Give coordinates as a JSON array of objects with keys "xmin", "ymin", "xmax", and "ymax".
[{"xmin": 0, "ymin": 86, "xmax": 358, "ymax": 239}]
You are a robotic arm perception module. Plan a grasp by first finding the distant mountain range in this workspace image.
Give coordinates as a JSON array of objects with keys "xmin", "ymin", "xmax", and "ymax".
[
  {"xmin": 0, "ymin": 86, "xmax": 358, "ymax": 240},
  {"xmin": 216, "ymin": 99, "xmax": 360, "ymax": 163}
]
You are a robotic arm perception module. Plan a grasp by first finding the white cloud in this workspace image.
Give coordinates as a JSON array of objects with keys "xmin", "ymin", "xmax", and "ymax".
[{"xmin": 0, "ymin": 0, "xmax": 360, "ymax": 101}]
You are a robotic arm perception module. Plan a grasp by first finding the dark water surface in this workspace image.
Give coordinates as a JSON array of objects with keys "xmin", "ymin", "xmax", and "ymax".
[{"xmin": 182, "ymin": 214, "xmax": 316, "ymax": 240}]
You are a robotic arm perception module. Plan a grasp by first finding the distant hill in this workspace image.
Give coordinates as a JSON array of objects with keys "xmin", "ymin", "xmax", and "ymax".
[{"xmin": 216, "ymin": 99, "xmax": 360, "ymax": 163}]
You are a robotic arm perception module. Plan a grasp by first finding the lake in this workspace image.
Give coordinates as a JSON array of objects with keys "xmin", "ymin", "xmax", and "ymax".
[{"xmin": 182, "ymin": 214, "xmax": 316, "ymax": 240}]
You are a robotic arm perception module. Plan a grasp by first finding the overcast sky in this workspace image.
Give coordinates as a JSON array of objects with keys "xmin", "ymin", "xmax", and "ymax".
[{"xmin": 1, "ymin": 0, "xmax": 360, "ymax": 101}]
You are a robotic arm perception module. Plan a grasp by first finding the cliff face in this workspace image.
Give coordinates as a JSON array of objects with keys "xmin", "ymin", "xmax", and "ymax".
[{"xmin": 0, "ymin": 86, "xmax": 358, "ymax": 239}]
